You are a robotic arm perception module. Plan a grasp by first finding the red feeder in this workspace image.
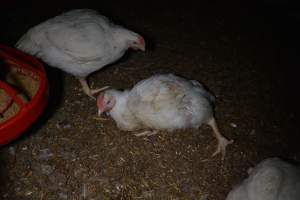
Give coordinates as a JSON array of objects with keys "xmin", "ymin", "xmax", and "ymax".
[{"xmin": 0, "ymin": 44, "xmax": 48, "ymax": 145}]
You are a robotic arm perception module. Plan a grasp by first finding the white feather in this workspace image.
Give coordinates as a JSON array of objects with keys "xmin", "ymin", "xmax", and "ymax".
[
  {"xmin": 107, "ymin": 74, "xmax": 215, "ymax": 131},
  {"xmin": 107, "ymin": 90, "xmax": 141, "ymax": 131},
  {"xmin": 16, "ymin": 9, "xmax": 142, "ymax": 78},
  {"xmin": 226, "ymin": 157, "xmax": 300, "ymax": 200}
]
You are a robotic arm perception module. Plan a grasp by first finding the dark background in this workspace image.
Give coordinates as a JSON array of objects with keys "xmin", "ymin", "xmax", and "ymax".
[{"xmin": 1, "ymin": 0, "xmax": 300, "ymax": 199}]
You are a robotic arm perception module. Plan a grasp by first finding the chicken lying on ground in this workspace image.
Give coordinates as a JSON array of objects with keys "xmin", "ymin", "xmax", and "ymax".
[
  {"xmin": 16, "ymin": 9, "xmax": 145, "ymax": 97},
  {"xmin": 97, "ymin": 74, "xmax": 233, "ymax": 159},
  {"xmin": 226, "ymin": 157, "xmax": 300, "ymax": 200}
]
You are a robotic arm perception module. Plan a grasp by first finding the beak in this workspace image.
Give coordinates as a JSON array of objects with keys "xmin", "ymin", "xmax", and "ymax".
[
  {"xmin": 140, "ymin": 45, "xmax": 146, "ymax": 52},
  {"xmin": 138, "ymin": 36, "xmax": 146, "ymax": 51},
  {"xmin": 98, "ymin": 109, "xmax": 103, "ymax": 116},
  {"xmin": 132, "ymin": 44, "xmax": 145, "ymax": 52}
]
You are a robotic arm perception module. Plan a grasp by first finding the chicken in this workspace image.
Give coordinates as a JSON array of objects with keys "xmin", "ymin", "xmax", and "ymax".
[
  {"xmin": 226, "ymin": 157, "xmax": 300, "ymax": 200},
  {"xmin": 97, "ymin": 74, "xmax": 233, "ymax": 159},
  {"xmin": 16, "ymin": 9, "xmax": 145, "ymax": 97}
]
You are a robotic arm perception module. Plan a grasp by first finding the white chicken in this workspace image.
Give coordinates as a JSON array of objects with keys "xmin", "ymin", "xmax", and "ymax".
[
  {"xmin": 16, "ymin": 9, "xmax": 145, "ymax": 97},
  {"xmin": 226, "ymin": 157, "xmax": 300, "ymax": 200},
  {"xmin": 97, "ymin": 74, "xmax": 233, "ymax": 159}
]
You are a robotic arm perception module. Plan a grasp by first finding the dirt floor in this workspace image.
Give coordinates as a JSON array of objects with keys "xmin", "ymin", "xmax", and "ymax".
[{"xmin": 1, "ymin": 0, "xmax": 300, "ymax": 199}]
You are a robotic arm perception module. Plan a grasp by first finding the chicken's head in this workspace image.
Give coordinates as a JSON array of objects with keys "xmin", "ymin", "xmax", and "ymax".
[
  {"xmin": 97, "ymin": 91, "xmax": 116, "ymax": 116},
  {"xmin": 114, "ymin": 27, "xmax": 146, "ymax": 51},
  {"xmin": 128, "ymin": 36, "xmax": 145, "ymax": 51}
]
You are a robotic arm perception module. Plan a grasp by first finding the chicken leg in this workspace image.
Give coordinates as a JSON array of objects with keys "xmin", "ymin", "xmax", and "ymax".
[
  {"xmin": 207, "ymin": 118, "xmax": 234, "ymax": 160},
  {"xmin": 78, "ymin": 77, "xmax": 110, "ymax": 98}
]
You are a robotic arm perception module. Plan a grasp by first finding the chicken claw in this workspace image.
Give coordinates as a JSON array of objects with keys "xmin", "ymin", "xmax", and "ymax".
[
  {"xmin": 91, "ymin": 86, "xmax": 110, "ymax": 95},
  {"xmin": 208, "ymin": 118, "xmax": 234, "ymax": 160},
  {"xmin": 78, "ymin": 77, "xmax": 109, "ymax": 99},
  {"xmin": 212, "ymin": 137, "xmax": 234, "ymax": 160}
]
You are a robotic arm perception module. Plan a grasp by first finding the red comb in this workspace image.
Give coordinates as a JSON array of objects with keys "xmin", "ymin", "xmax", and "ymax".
[
  {"xmin": 97, "ymin": 95, "xmax": 104, "ymax": 109},
  {"xmin": 139, "ymin": 36, "xmax": 145, "ymax": 46}
]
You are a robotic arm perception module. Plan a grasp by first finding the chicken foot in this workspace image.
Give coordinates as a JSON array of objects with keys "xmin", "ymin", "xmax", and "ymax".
[
  {"xmin": 78, "ymin": 77, "xmax": 110, "ymax": 98},
  {"xmin": 207, "ymin": 118, "xmax": 234, "ymax": 160}
]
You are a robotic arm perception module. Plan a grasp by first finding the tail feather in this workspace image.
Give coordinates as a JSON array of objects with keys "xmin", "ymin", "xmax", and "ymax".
[
  {"xmin": 15, "ymin": 32, "xmax": 40, "ymax": 56},
  {"xmin": 191, "ymin": 80, "xmax": 216, "ymax": 103}
]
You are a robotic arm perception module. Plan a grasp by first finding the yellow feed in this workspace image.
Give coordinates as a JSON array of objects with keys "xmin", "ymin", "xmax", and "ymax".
[{"xmin": 0, "ymin": 66, "xmax": 40, "ymax": 123}]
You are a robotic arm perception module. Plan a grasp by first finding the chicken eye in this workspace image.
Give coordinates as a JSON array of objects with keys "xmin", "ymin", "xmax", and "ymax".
[{"xmin": 106, "ymin": 100, "xmax": 111, "ymax": 104}]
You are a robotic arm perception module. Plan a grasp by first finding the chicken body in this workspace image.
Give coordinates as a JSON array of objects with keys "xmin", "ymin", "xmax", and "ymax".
[
  {"xmin": 16, "ymin": 9, "xmax": 145, "ymax": 97},
  {"xmin": 97, "ymin": 74, "xmax": 233, "ymax": 158},
  {"xmin": 226, "ymin": 157, "xmax": 300, "ymax": 200}
]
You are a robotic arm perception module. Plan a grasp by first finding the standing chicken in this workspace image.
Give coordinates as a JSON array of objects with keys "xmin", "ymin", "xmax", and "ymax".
[
  {"xmin": 226, "ymin": 157, "xmax": 300, "ymax": 200},
  {"xmin": 97, "ymin": 74, "xmax": 233, "ymax": 159},
  {"xmin": 16, "ymin": 9, "xmax": 145, "ymax": 97}
]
